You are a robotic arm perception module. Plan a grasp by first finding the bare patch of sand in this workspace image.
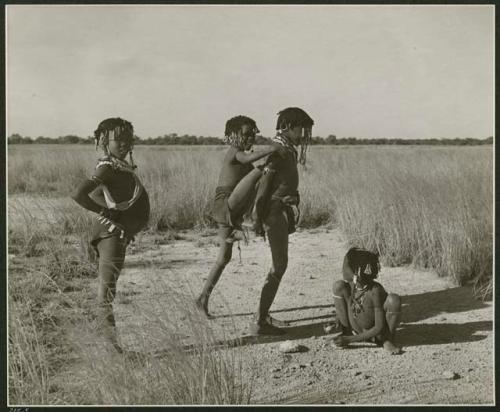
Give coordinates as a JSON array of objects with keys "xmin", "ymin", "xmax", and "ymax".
[{"xmin": 111, "ymin": 227, "xmax": 493, "ymax": 405}]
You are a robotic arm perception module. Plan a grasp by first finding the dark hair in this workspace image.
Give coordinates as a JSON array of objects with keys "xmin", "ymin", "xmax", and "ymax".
[
  {"xmin": 94, "ymin": 117, "xmax": 134, "ymax": 147},
  {"xmin": 276, "ymin": 107, "xmax": 314, "ymax": 131},
  {"xmin": 343, "ymin": 247, "xmax": 380, "ymax": 282},
  {"xmin": 224, "ymin": 115, "xmax": 259, "ymax": 149},
  {"xmin": 94, "ymin": 117, "xmax": 136, "ymax": 166},
  {"xmin": 224, "ymin": 115, "xmax": 258, "ymax": 137},
  {"xmin": 276, "ymin": 107, "xmax": 314, "ymax": 165}
]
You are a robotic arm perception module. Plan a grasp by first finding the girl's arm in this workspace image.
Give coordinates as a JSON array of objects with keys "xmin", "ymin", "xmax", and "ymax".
[
  {"xmin": 72, "ymin": 167, "xmax": 119, "ymax": 220},
  {"xmin": 235, "ymin": 144, "xmax": 286, "ymax": 164},
  {"xmin": 71, "ymin": 179, "xmax": 104, "ymax": 214},
  {"xmin": 342, "ymin": 254, "xmax": 356, "ymax": 282}
]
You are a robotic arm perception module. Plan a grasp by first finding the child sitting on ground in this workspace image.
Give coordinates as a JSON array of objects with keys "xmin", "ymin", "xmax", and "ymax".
[
  {"xmin": 72, "ymin": 117, "xmax": 150, "ymax": 352},
  {"xmin": 332, "ymin": 247, "xmax": 403, "ymax": 354},
  {"xmin": 196, "ymin": 115, "xmax": 286, "ymax": 318}
]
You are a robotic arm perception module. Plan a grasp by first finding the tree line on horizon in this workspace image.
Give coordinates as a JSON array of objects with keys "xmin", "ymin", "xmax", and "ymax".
[{"xmin": 7, "ymin": 133, "xmax": 493, "ymax": 146}]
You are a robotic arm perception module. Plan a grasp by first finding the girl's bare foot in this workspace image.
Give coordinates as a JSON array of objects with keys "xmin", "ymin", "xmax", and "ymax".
[{"xmin": 195, "ymin": 298, "xmax": 213, "ymax": 319}]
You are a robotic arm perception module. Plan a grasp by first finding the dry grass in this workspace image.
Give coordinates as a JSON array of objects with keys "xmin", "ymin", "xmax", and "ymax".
[
  {"xmin": 299, "ymin": 146, "xmax": 493, "ymax": 287},
  {"xmin": 8, "ymin": 144, "xmax": 492, "ymax": 284},
  {"xmin": 8, "ymin": 212, "xmax": 96, "ymax": 405},
  {"xmin": 8, "ymin": 309, "xmax": 51, "ymax": 405},
  {"xmin": 69, "ymin": 281, "xmax": 254, "ymax": 405},
  {"xmin": 8, "ymin": 200, "xmax": 254, "ymax": 405},
  {"xmin": 7, "ymin": 144, "xmax": 492, "ymax": 405}
]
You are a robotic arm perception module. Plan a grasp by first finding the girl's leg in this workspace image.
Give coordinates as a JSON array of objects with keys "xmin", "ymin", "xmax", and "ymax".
[
  {"xmin": 332, "ymin": 280, "xmax": 353, "ymax": 335},
  {"xmin": 383, "ymin": 293, "xmax": 402, "ymax": 340},
  {"xmin": 376, "ymin": 293, "xmax": 402, "ymax": 354},
  {"xmin": 251, "ymin": 207, "xmax": 288, "ymax": 335},
  {"xmin": 196, "ymin": 226, "xmax": 233, "ymax": 318},
  {"xmin": 227, "ymin": 168, "xmax": 262, "ymax": 218},
  {"xmin": 96, "ymin": 235, "xmax": 127, "ymax": 351}
]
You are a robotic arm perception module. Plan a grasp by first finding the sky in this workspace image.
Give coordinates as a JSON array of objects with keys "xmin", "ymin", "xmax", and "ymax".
[{"xmin": 6, "ymin": 5, "xmax": 494, "ymax": 139}]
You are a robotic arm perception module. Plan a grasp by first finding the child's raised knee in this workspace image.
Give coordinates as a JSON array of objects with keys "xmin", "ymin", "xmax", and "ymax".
[{"xmin": 385, "ymin": 293, "xmax": 401, "ymax": 311}]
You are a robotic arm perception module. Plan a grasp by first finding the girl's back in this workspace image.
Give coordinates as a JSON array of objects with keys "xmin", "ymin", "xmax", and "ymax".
[{"xmin": 217, "ymin": 147, "xmax": 253, "ymax": 188}]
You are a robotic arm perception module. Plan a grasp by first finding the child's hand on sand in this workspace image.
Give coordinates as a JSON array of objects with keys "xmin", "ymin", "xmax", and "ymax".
[{"xmin": 333, "ymin": 333, "xmax": 349, "ymax": 347}]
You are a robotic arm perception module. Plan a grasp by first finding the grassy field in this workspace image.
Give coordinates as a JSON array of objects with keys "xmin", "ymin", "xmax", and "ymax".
[
  {"xmin": 9, "ymin": 144, "xmax": 493, "ymax": 283},
  {"xmin": 7, "ymin": 144, "xmax": 493, "ymax": 404}
]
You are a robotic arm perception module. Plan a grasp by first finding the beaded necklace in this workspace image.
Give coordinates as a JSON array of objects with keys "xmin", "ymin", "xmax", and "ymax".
[
  {"xmin": 351, "ymin": 283, "xmax": 369, "ymax": 318},
  {"xmin": 272, "ymin": 133, "xmax": 298, "ymax": 163},
  {"xmin": 95, "ymin": 155, "xmax": 144, "ymax": 211}
]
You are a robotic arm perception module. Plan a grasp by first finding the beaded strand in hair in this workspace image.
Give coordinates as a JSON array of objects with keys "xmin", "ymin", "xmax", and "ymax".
[
  {"xmin": 298, "ymin": 132, "xmax": 311, "ymax": 166},
  {"xmin": 275, "ymin": 107, "xmax": 314, "ymax": 166},
  {"xmin": 129, "ymin": 150, "xmax": 136, "ymax": 169}
]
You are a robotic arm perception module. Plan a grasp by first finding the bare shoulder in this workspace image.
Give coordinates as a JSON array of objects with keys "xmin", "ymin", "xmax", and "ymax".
[
  {"xmin": 371, "ymin": 281, "xmax": 388, "ymax": 295},
  {"xmin": 372, "ymin": 281, "xmax": 386, "ymax": 291},
  {"xmin": 225, "ymin": 147, "xmax": 243, "ymax": 165},
  {"xmin": 92, "ymin": 161, "xmax": 114, "ymax": 182},
  {"xmin": 368, "ymin": 282, "xmax": 388, "ymax": 305},
  {"xmin": 219, "ymin": 148, "xmax": 239, "ymax": 171},
  {"xmin": 265, "ymin": 151, "xmax": 284, "ymax": 167}
]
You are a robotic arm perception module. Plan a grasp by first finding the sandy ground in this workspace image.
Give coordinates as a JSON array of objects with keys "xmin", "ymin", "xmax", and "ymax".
[{"xmin": 109, "ymin": 227, "xmax": 494, "ymax": 405}]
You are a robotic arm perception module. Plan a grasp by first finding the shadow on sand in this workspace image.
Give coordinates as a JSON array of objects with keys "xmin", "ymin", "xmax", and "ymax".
[
  {"xmin": 211, "ymin": 303, "xmax": 335, "ymax": 320},
  {"xmin": 151, "ymin": 286, "xmax": 491, "ymax": 356},
  {"xmin": 174, "ymin": 319, "xmax": 335, "ymax": 354},
  {"xmin": 401, "ymin": 285, "xmax": 489, "ymax": 323},
  {"xmin": 397, "ymin": 321, "xmax": 491, "ymax": 347},
  {"xmin": 397, "ymin": 285, "xmax": 492, "ymax": 347}
]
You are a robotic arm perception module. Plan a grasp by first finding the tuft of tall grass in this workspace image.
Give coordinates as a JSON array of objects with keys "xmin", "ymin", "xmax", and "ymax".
[
  {"xmin": 8, "ymin": 198, "xmax": 100, "ymax": 405},
  {"xmin": 66, "ymin": 278, "xmax": 254, "ymax": 405},
  {"xmin": 8, "ymin": 308, "xmax": 50, "ymax": 405},
  {"xmin": 8, "ymin": 145, "xmax": 91, "ymax": 194},
  {"xmin": 139, "ymin": 149, "xmax": 221, "ymax": 231},
  {"xmin": 298, "ymin": 146, "xmax": 492, "ymax": 286},
  {"xmin": 8, "ymin": 200, "xmax": 254, "ymax": 405}
]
